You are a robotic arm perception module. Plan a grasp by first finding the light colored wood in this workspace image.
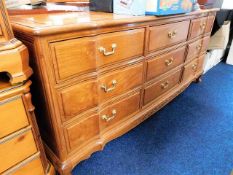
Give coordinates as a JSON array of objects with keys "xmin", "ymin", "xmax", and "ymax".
[
  {"xmin": 182, "ymin": 59, "xmax": 199, "ymax": 82},
  {"xmin": 189, "ymin": 17, "xmax": 208, "ymax": 39},
  {"xmin": 0, "ymin": 129, "xmax": 37, "ymax": 173},
  {"xmin": 0, "ymin": 97, "xmax": 29, "ymax": 138},
  {"xmin": 66, "ymin": 114, "xmax": 99, "ymax": 151},
  {"xmin": 205, "ymin": 15, "xmax": 215, "ymax": 34},
  {"xmin": 100, "ymin": 91, "xmax": 141, "ymax": 131},
  {"xmin": 197, "ymin": 54, "xmax": 206, "ymax": 74},
  {"xmin": 201, "ymin": 36, "xmax": 210, "ymax": 54},
  {"xmin": 96, "ymin": 29, "xmax": 145, "ymax": 67},
  {"xmin": 11, "ymin": 157, "xmax": 44, "ymax": 175},
  {"xmin": 9, "ymin": 9, "xmax": 218, "ymax": 175},
  {"xmin": 51, "ymin": 28, "xmax": 144, "ymax": 82},
  {"xmin": 59, "ymin": 80, "xmax": 98, "ymax": 119},
  {"xmin": 98, "ymin": 63, "xmax": 143, "ymax": 103},
  {"xmin": 186, "ymin": 39, "xmax": 202, "ymax": 61},
  {"xmin": 144, "ymin": 69, "xmax": 182, "ymax": 105},
  {"xmin": 149, "ymin": 20, "xmax": 190, "ymax": 52},
  {"xmin": 147, "ymin": 46, "xmax": 186, "ymax": 81}
]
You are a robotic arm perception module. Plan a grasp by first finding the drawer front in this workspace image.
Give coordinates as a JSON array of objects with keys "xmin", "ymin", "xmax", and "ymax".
[
  {"xmin": 59, "ymin": 80, "xmax": 98, "ymax": 119},
  {"xmin": 189, "ymin": 17, "xmax": 207, "ymax": 39},
  {"xmin": 0, "ymin": 26, "xmax": 3, "ymax": 36},
  {"xmin": 144, "ymin": 69, "xmax": 182, "ymax": 105},
  {"xmin": 182, "ymin": 59, "xmax": 198, "ymax": 82},
  {"xmin": 149, "ymin": 21, "xmax": 190, "ymax": 52},
  {"xmin": 0, "ymin": 130, "xmax": 38, "ymax": 173},
  {"xmin": 99, "ymin": 63, "xmax": 143, "ymax": 103},
  {"xmin": 0, "ymin": 97, "xmax": 29, "ymax": 139},
  {"xmin": 205, "ymin": 16, "xmax": 215, "ymax": 34},
  {"xmin": 197, "ymin": 54, "xmax": 205, "ymax": 74},
  {"xmin": 201, "ymin": 36, "xmax": 210, "ymax": 54},
  {"xmin": 147, "ymin": 46, "xmax": 186, "ymax": 81},
  {"xmin": 51, "ymin": 37, "xmax": 97, "ymax": 81},
  {"xmin": 186, "ymin": 39, "xmax": 202, "ymax": 61},
  {"xmin": 97, "ymin": 29, "xmax": 145, "ymax": 67},
  {"xmin": 66, "ymin": 115, "xmax": 99, "ymax": 151},
  {"xmin": 11, "ymin": 157, "xmax": 44, "ymax": 175},
  {"xmin": 100, "ymin": 92, "xmax": 140, "ymax": 131},
  {"xmin": 51, "ymin": 29, "xmax": 145, "ymax": 82}
]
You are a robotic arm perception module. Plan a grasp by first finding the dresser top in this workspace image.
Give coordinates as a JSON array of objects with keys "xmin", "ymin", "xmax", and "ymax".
[{"xmin": 10, "ymin": 9, "xmax": 218, "ymax": 36}]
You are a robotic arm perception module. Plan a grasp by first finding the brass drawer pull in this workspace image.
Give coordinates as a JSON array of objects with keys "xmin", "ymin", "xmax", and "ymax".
[
  {"xmin": 161, "ymin": 81, "xmax": 169, "ymax": 89},
  {"xmin": 102, "ymin": 109, "xmax": 117, "ymax": 122},
  {"xmin": 99, "ymin": 43, "xmax": 117, "ymax": 56},
  {"xmin": 168, "ymin": 30, "xmax": 177, "ymax": 38},
  {"xmin": 165, "ymin": 57, "xmax": 174, "ymax": 66},
  {"xmin": 196, "ymin": 44, "xmax": 202, "ymax": 51},
  {"xmin": 192, "ymin": 64, "xmax": 198, "ymax": 71},
  {"xmin": 200, "ymin": 23, "xmax": 206, "ymax": 30},
  {"xmin": 101, "ymin": 80, "xmax": 117, "ymax": 93}
]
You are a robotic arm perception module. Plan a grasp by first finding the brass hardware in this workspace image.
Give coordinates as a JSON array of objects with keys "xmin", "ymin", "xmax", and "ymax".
[
  {"xmin": 165, "ymin": 57, "xmax": 174, "ymax": 66},
  {"xmin": 99, "ymin": 43, "xmax": 117, "ymax": 56},
  {"xmin": 200, "ymin": 23, "xmax": 206, "ymax": 30},
  {"xmin": 161, "ymin": 81, "xmax": 169, "ymax": 89},
  {"xmin": 168, "ymin": 30, "xmax": 177, "ymax": 38},
  {"xmin": 196, "ymin": 44, "xmax": 202, "ymax": 51},
  {"xmin": 192, "ymin": 64, "xmax": 198, "ymax": 71},
  {"xmin": 101, "ymin": 80, "xmax": 117, "ymax": 93},
  {"xmin": 102, "ymin": 109, "xmax": 117, "ymax": 122}
]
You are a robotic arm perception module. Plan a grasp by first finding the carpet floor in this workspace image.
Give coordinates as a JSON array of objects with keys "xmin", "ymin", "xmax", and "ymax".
[{"xmin": 73, "ymin": 62, "xmax": 233, "ymax": 175}]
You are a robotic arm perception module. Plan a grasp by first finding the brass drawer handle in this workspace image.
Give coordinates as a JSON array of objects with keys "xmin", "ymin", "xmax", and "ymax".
[
  {"xmin": 165, "ymin": 57, "xmax": 174, "ymax": 66},
  {"xmin": 200, "ymin": 23, "xmax": 206, "ymax": 30},
  {"xmin": 99, "ymin": 43, "xmax": 117, "ymax": 56},
  {"xmin": 168, "ymin": 30, "xmax": 177, "ymax": 38},
  {"xmin": 196, "ymin": 44, "xmax": 202, "ymax": 51},
  {"xmin": 102, "ymin": 109, "xmax": 117, "ymax": 122},
  {"xmin": 192, "ymin": 64, "xmax": 198, "ymax": 71},
  {"xmin": 101, "ymin": 80, "xmax": 117, "ymax": 93},
  {"xmin": 161, "ymin": 81, "xmax": 169, "ymax": 89}
]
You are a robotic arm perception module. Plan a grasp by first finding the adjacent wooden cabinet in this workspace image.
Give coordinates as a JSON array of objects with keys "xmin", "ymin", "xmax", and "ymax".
[
  {"xmin": 10, "ymin": 9, "xmax": 217, "ymax": 175},
  {"xmin": 0, "ymin": 1, "xmax": 54, "ymax": 174}
]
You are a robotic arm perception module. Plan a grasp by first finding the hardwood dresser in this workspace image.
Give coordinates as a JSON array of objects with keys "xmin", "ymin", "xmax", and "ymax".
[
  {"xmin": 10, "ymin": 9, "xmax": 218, "ymax": 175},
  {"xmin": 0, "ymin": 81, "xmax": 52, "ymax": 175},
  {"xmin": 0, "ymin": 1, "xmax": 54, "ymax": 174}
]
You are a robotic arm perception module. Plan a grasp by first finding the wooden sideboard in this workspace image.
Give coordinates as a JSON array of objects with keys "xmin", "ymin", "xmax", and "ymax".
[{"xmin": 10, "ymin": 9, "xmax": 218, "ymax": 175}]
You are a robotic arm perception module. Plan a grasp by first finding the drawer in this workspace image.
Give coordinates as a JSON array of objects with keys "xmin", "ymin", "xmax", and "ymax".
[
  {"xmin": 201, "ymin": 36, "xmax": 210, "ymax": 53},
  {"xmin": 189, "ymin": 17, "xmax": 207, "ymax": 39},
  {"xmin": 65, "ymin": 114, "xmax": 99, "ymax": 151},
  {"xmin": 100, "ymin": 92, "xmax": 140, "ymax": 131},
  {"xmin": 51, "ymin": 29, "xmax": 145, "ymax": 81},
  {"xmin": 51, "ymin": 36, "xmax": 97, "ymax": 81},
  {"xmin": 0, "ymin": 129, "xmax": 38, "ymax": 173},
  {"xmin": 144, "ymin": 69, "xmax": 182, "ymax": 105},
  {"xmin": 197, "ymin": 54, "xmax": 205, "ymax": 74},
  {"xmin": 186, "ymin": 39, "xmax": 202, "ymax": 61},
  {"xmin": 59, "ymin": 80, "xmax": 98, "ymax": 119},
  {"xmin": 0, "ymin": 26, "xmax": 3, "ymax": 36},
  {"xmin": 147, "ymin": 46, "xmax": 186, "ymax": 81},
  {"xmin": 149, "ymin": 20, "xmax": 190, "ymax": 52},
  {"xmin": 97, "ymin": 29, "xmax": 145, "ymax": 67},
  {"xmin": 205, "ymin": 16, "xmax": 215, "ymax": 34},
  {"xmin": 8, "ymin": 157, "xmax": 44, "ymax": 175},
  {"xmin": 99, "ymin": 63, "xmax": 143, "ymax": 103},
  {"xmin": 182, "ymin": 59, "xmax": 198, "ymax": 82},
  {"xmin": 0, "ymin": 97, "xmax": 29, "ymax": 139}
]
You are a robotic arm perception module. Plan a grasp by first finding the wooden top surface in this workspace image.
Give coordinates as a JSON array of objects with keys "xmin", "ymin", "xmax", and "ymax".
[{"xmin": 9, "ymin": 9, "xmax": 218, "ymax": 36}]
